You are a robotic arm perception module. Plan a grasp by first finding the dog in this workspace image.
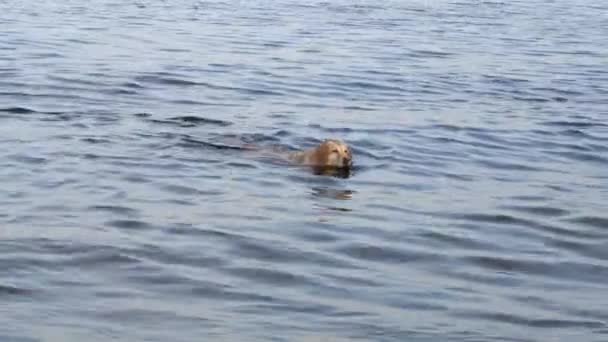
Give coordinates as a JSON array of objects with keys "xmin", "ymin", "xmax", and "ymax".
[{"xmin": 288, "ymin": 139, "xmax": 353, "ymax": 168}]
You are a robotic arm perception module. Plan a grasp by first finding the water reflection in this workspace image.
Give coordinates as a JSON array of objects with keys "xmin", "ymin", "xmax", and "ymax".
[
  {"xmin": 312, "ymin": 187, "xmax": 354, "ymax": 224},
  {"xmin": 312, "ymin": 187, "xmax": 355, "ymax": 201},
  {"xmin": 311, "ymin": 165, "xmax": 353, "ymax": 179}
]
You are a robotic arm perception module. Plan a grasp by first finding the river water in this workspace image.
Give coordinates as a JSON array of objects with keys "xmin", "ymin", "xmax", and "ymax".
[{"xmin": 1, "ymin": 0, "xmax": 607, "ymax": 341}]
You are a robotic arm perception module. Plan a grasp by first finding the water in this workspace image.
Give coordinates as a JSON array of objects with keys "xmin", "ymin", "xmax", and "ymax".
[{"xmin": 1, "ymin": 0, "xmax": 607, "ymax": 341}]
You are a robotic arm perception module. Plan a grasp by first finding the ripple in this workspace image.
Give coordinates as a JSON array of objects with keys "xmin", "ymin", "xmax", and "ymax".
[
  {"xmin": 0, "ymin": 335, "xmax": 37, "ymax": 342},
  {"xmin": 135, "ymin": 74, "xmax": 200, "ymax": 87},
  {"xmin": 454, "ymin": 310, "xmax": 605, "ymax": 329},
  {"xmin": 501, "ymin": 205, "xmax": 571, "ymax": 217},
  {"xmin": 226, "ymin": 266, "xmax": 316, "ymax": 287},
  {"xmin": 455, "ymin": 212, "xmax": 604, "ymax": 240},
  {"xmin": 568, "ymin": 216, "xmax": 608, "ymax": 230},
  {"xmin": 161, "ymin": 184, "xmax": 206, "ymax": 196},
  {"xmin": 189, "ymin": 285, "xmax": 275, "ymax": 303},
  {"xmin": 231, "ymin": 238, "xmax": 351, "ymax": 268},
  {"xmin": 88, "ymin": 205, "xmax": 138, "ymax": 216},
  {"xmin": 97, "ymin": 308, "xmax": 211, "ymax": 325},
  {"xmin": 335, "ymin": 243, "xmax": 443, "ymax": 264},
  {"xmin": 543, "ymin": 121, "xmax": 606, "ymax": 128},
  {"xmin": 550, "ymin": 150, "xmax": 608, "ymax": 164},
  {"xmin": 456, "ymin": 213, "xmax": 531, "ymax": 225},
  {"xmin": 476, "ymin": 159, "xmax": 545, "ymax": 172},
  {"xmin": 105, "ymin": 220, "xmax": 154, "ymax": 230},
  {"xmin": 0, "ymin": 106, "xmax": 40, "ymax": 114},
  {"xmin": 7, "ymin": 154, "xmax": 48, "ymax": 165},
  {"xmin": 419, "ymin": 230, "xmax": 504, "ymax": 252},
  {"xmin": 167, "ymin": 115, "xmax": 232, "ymax": 126},
  {"xmin": 464, "ymin": 255, "xmax": 608, "ymax": 284},
  {"xmin": 177, "ymin": 137, "xmax": 248, "ymax": 150},
  {"xmin": 0, "ymin": 284, "xmax": 35, "ymax": 297},
  {"xmin": 63, "ymin": 249, "xmax": 141, "ymax": 267},
  {"xmin": 544, "ymin": 237, "xmax": 608, "ymax": 261}
]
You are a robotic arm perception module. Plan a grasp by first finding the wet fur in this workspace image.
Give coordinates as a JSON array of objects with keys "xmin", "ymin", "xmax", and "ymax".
[{"xmin": 288, "ymin": 140, "xmax": 353, "ymax": 168}]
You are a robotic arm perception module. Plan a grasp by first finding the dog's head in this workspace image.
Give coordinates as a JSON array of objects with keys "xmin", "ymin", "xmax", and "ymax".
[{"xmin": 316, "ymin": 140, "xmax": 353, "ymax": 168}]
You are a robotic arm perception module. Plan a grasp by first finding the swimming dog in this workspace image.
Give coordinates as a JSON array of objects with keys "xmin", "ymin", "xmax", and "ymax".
[{"xmin": 288, "ymin": 139, "xmax": 353, "ymax": 168}]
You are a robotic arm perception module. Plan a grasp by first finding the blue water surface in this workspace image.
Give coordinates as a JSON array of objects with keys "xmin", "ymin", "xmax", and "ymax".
[{"xmin": 1, "ymin": 0, "xmax": 607, "ymax": 341}]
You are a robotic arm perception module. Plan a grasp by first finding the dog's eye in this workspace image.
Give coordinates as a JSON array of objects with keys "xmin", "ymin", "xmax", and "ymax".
[{"xmin": 332, "ymin": 149, "xmax": 339, "ymax": 153}]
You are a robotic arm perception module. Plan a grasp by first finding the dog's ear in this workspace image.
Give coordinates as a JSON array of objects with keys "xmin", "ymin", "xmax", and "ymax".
[{"xmin": 318, "ymin": 141, "xmax": 332, "ymax": 155}]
